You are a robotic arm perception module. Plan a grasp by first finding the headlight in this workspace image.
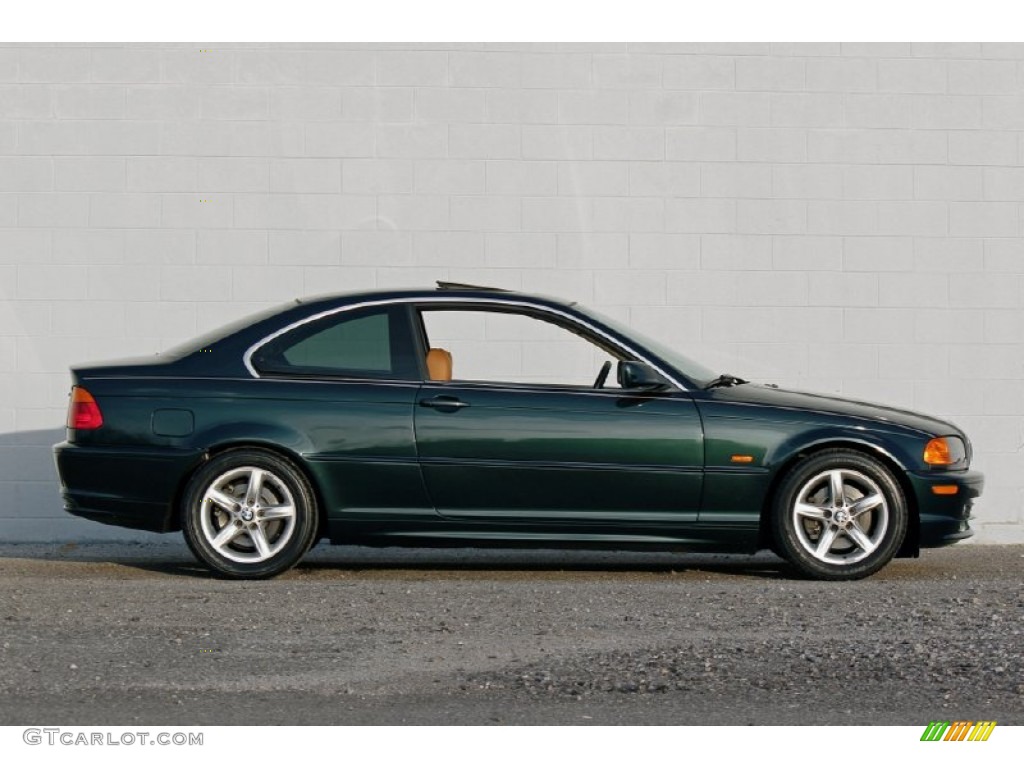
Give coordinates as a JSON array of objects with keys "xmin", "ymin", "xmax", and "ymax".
[{"xmin": 923, "ymin": 436, "xmax": 967, "ymax": 468}]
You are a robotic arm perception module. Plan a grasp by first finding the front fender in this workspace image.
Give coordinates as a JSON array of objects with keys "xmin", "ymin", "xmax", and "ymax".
[
  {"xmin": 765, "ymin": 426, "xmax": 921, "ymax": 476},
  {"xmin": 698, "ymin": 406, "xmax": 928, "ymax": 529},
  {"xmin": 756, "ymin": 427, "xmax": 929, "ymax": 558}
]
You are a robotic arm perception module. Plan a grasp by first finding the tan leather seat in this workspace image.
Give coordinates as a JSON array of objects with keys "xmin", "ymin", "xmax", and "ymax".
[{"xmin": 426, "ymin": 348, "xmax": 453, "ymax": 382}]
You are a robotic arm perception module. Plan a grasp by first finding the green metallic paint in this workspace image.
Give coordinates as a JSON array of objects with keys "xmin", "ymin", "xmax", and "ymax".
[
  {"xmin": 415, "ymin": 384, "xmax": 703, "ymax": 523},
  {"xmin": 54, "ymin": 442, "xmax": 202, "ymax": 532},
  {"xmin": 907, "ymin": 469, "xmax": 983, "ymax": 547},
  {"xmin": 54, "ymin": 287, "xmax": 983, "ymax": 558}
]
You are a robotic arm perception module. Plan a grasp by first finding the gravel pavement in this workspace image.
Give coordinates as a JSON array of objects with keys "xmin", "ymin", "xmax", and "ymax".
[{"xmin": 0, "ymin": 542, "xmax": 1020, "ymax": 725}]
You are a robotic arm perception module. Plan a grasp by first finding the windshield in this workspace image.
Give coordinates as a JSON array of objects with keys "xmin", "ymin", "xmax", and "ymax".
[
  {"xmin": 160, "ymin": 301, "xmax": 297, "ymax": 359},
  {"xmin": 580, "ymin": 305, "xmax": 718, "ymax": 387}
]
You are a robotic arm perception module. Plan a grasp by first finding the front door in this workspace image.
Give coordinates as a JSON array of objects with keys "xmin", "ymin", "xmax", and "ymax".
[{"xmin": 412, "ymin": 306, "xmax": 703, "ymax": 524}]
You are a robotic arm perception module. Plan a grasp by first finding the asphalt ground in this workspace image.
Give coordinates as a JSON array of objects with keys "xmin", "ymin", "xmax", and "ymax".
[{"xmin": 0, "ymin": 542, "xmax": 1020, "ymax": 725}]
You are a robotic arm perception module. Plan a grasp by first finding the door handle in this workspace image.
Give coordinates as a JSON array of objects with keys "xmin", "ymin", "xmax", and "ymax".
[{"xmin": 419, "ymin": 395, "xmax": 470, "ymax": 411}]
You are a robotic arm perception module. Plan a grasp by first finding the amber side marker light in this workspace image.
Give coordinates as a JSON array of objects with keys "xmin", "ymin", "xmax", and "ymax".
[
  {"xmin": 730, "ymin": 455, "xmax": 754, "ymax": 464},
  {"xmin": 932, "ymin": 485, "xmax": 959, "ymax": 496},
  {"xmin": 923, "ymin": 437, "xmax": 953, "ymax": 466},
  {"xmin": 68, "ymin": 386, "xmax": 103, "ymax": 430}
]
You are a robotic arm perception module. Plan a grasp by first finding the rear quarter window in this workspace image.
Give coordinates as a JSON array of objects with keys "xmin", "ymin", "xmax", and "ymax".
[{"xmin": 253, "ymin": 306, "xmax": 419, "ymax": 379}]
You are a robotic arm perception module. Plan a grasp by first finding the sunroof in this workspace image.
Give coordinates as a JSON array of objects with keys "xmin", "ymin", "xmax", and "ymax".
[{"xmin": 435, "ymin": 281, "xmax": 511, "ymax": 292}]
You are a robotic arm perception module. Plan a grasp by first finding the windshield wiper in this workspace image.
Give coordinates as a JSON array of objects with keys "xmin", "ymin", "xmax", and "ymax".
[{"xmin": 704, "ymin": 373, "xmax": 748, "ymax": 389}]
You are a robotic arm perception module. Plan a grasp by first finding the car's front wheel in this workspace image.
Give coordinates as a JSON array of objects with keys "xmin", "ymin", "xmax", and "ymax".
[
  {"xmin": 771, "ymin": 449, "xmax": 908, "ymax": 580},
  {"xmin": 181, "ymin": 449, "xmax": 319, "ymax": 579}
]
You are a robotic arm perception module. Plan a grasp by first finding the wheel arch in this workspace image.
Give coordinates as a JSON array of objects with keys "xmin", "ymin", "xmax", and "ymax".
[
  {"xmin": 757, "ymin": 437, "xmax": 919, "ymax": 558},
  {"xmin": 169, "ymin": 438, "xmax": 328, "ymax": 542}
]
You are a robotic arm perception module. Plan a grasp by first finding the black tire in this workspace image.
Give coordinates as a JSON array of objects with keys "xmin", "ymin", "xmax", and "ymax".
[
  {"xmin": 181, "ymin": 448, "xmax": 319, "ymax": 579},
  {"xmin": 771, "ymin": 449, "xmax": 908, "ymax": 581}
]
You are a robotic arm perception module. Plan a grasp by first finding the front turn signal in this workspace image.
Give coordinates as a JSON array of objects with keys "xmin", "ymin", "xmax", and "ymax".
[
  {"xmin": 923, "ymin": 436, "xmax": 966, "ymax": 467},
  {"xmin": 923, "ymin": 437, "xmax": 951, "ymax": 465}
]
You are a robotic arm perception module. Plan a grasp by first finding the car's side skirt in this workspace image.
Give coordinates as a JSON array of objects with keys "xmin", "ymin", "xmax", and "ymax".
[{"xmin": 326, "ymin": 520, "xmax": 761, "ymax": 554}]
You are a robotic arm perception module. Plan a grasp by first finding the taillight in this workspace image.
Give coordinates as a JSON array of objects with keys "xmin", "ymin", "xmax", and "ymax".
[{"xmin": 68, "ymin": 386, "xmax": 103, "ymax": 430}]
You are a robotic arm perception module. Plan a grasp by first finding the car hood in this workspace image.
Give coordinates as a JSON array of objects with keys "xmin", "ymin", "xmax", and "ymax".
[{"xmin": 713, "ymin": 383, "xmax": 961, "ymax": 437}]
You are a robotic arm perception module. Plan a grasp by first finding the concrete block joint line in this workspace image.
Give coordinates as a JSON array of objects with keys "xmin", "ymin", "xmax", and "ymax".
[{"xmin": 0, "ymin": 42, "xmax": 1021, "ymax": 543}]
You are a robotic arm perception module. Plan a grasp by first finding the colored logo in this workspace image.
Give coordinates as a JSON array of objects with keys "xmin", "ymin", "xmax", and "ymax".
[{"xmin": 920, "ymin": 721, "xmax": 996, "ymax": 742}]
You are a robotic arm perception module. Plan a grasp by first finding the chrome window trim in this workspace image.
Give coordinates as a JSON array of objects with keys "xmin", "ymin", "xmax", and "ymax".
[{"xmin": 242, "ymin": 296, "xmax": 689, "ymax": 392}]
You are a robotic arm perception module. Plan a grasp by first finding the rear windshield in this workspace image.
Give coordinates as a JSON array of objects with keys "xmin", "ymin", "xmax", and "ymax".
[{"xmin": 159, "ymin": 301, "xmax": 297, "ymax": 359}]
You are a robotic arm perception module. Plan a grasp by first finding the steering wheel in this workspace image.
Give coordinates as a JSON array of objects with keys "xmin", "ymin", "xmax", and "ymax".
[{"xmin": 593, "ymin": 360, "xmax": 612, "ymax": 389}]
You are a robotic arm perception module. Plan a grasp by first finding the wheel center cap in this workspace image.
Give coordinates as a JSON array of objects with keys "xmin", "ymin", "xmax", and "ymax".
[
  {"xmin": 835, "ymin": 510, "xmax": 849, "ymax": 524},
  {"xmin": 241, "ymin": 508, "xmax": 254, "ymax": 521}
]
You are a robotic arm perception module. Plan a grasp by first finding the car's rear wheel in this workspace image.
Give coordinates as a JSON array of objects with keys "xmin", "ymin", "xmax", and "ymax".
[
  {"xmin": 181, "ymin": 449, "xmax": 318, "ymax": 579},
  {"xmin": 771, "ymin": 449, "xmax": 908, "ymax": 580}
]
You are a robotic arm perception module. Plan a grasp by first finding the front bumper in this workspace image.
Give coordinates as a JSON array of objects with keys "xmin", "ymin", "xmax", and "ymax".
[
  {"xmin": 54, "ymin": 441, "xmax": 204, "ymax": 533},
  {"xmin": 907, "ymin": 468, "xmax": 984, "ymax": 549}
]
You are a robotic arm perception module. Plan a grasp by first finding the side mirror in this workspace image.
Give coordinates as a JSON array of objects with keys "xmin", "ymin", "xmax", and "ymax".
[{"xmin": 617, "ymin": 361, "xmax": 668, "ymax": 391}]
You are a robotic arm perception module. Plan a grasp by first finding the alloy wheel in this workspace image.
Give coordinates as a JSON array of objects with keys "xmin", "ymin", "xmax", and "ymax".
[
  {"xmin": 198, "ymin": 466, "xmax": 298, "ymax": 563},
  {"xmin": 791, "ymin": 468, "xmax": 889, "ymax": 566}
]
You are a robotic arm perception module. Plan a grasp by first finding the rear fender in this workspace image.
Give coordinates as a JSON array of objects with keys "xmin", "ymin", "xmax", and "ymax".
[{"xmin": 191, "ymin": 422, "xmax": 316, "ymax": 457}]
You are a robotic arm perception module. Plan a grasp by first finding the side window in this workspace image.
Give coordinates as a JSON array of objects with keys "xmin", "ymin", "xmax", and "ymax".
[
  {"xmin": 420, "ymin": 309, "xmax": 622, "ymax": 388},
  {"xmin": 283, "ymin": 313, "xmax": 389, "ymax": 370},
  {"xmin": 254, "ymin": 307, "xmax": 418, "ymax": 379}
]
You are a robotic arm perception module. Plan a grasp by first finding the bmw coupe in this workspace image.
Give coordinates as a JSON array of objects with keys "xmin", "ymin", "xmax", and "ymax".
[{"xmin": 54, "ymin": 282, "xmax": 983, "ymax": 580}]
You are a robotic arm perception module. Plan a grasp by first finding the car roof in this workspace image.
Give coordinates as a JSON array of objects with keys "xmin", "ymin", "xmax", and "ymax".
[
  {"xmin": 140, "ymin": 280, "xmax": 700, "ymax": 391},
  {"xmin": 295, "ymin": 283, "xmax": 578, "ymax": 313}
]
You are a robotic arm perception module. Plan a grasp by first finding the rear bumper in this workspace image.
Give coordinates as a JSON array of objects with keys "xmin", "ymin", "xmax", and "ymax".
[
  {"xmin": 908, "ymin": 468, "xmax": 984, "ymax": 549},
  {"xmin": 53, "ymin": 441, "xmax": 203, "ymax": 533}
]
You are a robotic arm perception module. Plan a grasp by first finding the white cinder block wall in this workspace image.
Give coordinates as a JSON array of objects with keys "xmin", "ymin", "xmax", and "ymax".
[{"xmin": 1, "ymin": 42, "xmax": 1022, "ymax": 543}]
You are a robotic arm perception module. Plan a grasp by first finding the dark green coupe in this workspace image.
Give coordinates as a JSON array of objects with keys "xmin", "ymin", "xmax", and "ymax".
[{"xmin": 54, "ymin": 282, "xmax": 982, "ymax": 580}]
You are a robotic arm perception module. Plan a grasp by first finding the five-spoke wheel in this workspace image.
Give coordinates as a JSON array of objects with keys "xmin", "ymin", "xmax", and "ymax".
[
  {"xmin": 182, "ymin": 449, "xmax": 319, "ymax": 578},
  {"xmin": 199, "ymin": 467, "xmax": 298, "ymax": 563},
  {"xmin": 772, "ymin": 449, "xmax": 907, "ymax": 580},
  {"xmin": 792, "ymin": 468, "xmax": 889, "ymax": 565}
]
